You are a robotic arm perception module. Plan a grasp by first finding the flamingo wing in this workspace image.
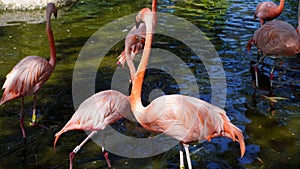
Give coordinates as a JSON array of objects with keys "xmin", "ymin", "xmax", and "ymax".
[{"xmin": 0, "ymin": 56, "xmax": 53, "ymax": 104}]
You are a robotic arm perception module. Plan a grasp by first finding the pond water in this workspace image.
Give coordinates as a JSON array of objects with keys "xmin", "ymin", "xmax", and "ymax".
[{"xmin": 0, "ymin": 0, "xmax": 299, "ymax": 168}]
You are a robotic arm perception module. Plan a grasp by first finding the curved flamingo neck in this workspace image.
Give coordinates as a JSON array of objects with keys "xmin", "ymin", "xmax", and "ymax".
[
  {"xmin": 130, "ymin": 11, "xmax": 154, "ymax": 110},
  {"xmin": 46, "ymin": 9, "xmax": 56, "ymax": 68},
  {"xmin": 152, "ymin": 0, "xmax": 157, "ymax": 13},
  {"xmin": 277, "ymin": 0, "xmax": 284, "ymax": 14}
]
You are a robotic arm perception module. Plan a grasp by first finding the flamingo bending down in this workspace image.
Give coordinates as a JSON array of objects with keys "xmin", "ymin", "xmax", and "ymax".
[
  {"xmin": 53, "ymin": 2, "xmax": 152, "ymax": 168},
  {"xmin": 0, "ymin": 3, "xmax": 57, "ymax": 138},
  {"xmin": 53, "ymin": 8, "xmax": 145, "ymax": 169},
  {"xmin": 126, "ymin": 8, "xmax": 245, "ymax": 169},
  {"xmin": 254, "ymin": 0, "xmax": 284, "ymax": 26},
  {"xmin": 54, "ymin": 90, "xmax": 132, "ymax": 169}
]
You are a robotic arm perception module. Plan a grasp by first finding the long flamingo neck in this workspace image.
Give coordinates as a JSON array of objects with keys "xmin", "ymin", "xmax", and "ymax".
[
  {"xmin": 130, "ymin": 13, "xmax": 154, "ymax": 110},
  {"xmin": 47, "ymin": 12, "xmax": 56, "ymax": 68},
  {"xmin": 277, "ymin": 0, "xmax": 284, "ymax": 13},
  {"xmin": 152, "ymin": 0, "xmax": 157, "ymax": 13}
]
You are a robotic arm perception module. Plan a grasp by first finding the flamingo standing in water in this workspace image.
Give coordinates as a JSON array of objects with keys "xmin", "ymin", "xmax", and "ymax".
[
  {"xmin": 254, "ymin": 0, "xmax": 284, "ymax": 26},
  {"xmin": 54, "ymin": 90, "xmax": 132, "ymax": 169},
  {"xmin": 53, "ymin": 1, "xmax": 157, "ymax": 168},
  {"xmin": 126, "ymin": 8, "xmax": 245, "ymax": 169},
  {"xmin": 0, "ymin": 3, "xmax": 57, "ymax": 139},
  {"xmin": 247, "ymin": 0, "xmax": 300, "ymax": 88}
]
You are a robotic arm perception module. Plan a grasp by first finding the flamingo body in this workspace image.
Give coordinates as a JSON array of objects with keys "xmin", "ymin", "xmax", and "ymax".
[
  {"xmin": 0, "ymin": 56, "xmax": 54, "ymax": 105},
  {"xmin": 248, "ymin": 20, "xmax": 300, "ymax": 56},
  {"xmin": 254, "ymin": 0, "xmax": 284, "ymax": 25},
  {"xmin": 247, "ymin": 20, "xmax": 300, "ymax": 56},
  {"xmin": 54, "ymin": 90, "xmax": 131, "ymax": 144},
  {"xmin": 131, "ymin": 91, "xmax": 245, "ymax": 156}
]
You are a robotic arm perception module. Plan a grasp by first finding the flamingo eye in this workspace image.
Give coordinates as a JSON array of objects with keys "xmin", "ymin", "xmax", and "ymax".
[{"xmin": 77, "ymin": 120, "xmax": 80, "ymax": 125}]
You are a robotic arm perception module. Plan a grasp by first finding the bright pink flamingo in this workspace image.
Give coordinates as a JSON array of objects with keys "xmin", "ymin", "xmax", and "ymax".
[
  {"xmin": 126, "ymin": 7, "xmax": 245, "ymax": 169},
  {"xmin": 254, "ymin": 0, "xmax": 284, "ymax": 26},
  {"xmin": 247, "ymin": 0, "xmax": 300, "ymax": 87},
  {"xmin": 54, "ymin": 90, "xmax": 132, "ymax": 169},
  {"xmin": 0, "ymin": 3, "xmax": 57, "ymax": 138}
]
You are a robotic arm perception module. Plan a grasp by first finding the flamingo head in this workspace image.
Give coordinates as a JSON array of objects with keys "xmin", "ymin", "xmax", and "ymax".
[
  {"xmin": 135, "ymin": 8, "xmax": 152, "ymax": 29},
  {"xmin": 53, "ymin": 119, "xmax": 83, "ymax": 150},
  {"xmin": 46, "ymin": 3, "xmax": 57, "ymax": 18}
]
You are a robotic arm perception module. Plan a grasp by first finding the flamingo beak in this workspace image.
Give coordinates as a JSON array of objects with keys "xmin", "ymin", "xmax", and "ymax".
[
  {"xmin": 135, "ymin": 19, "xmax": 141, "ymax": 29},
  {"xmin": 54, "ymin": 11, "xmax": 57, "ymax": 18}
]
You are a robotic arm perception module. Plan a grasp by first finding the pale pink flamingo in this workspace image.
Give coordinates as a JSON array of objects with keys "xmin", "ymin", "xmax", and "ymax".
[
  {"xmin": 247, "ymin": 0, "xmax": 300, "ymax": 87},
  {"xmin": 54, "ymin": 90, "xmax": 132, "ymax": 169},
  {"xmin": 254, "ymin": 0, "xmax": 284, "ymax": 26},
  {"xmin": 53, "ymin": 1, "xmax": 157, "ymax": 168},
  {"xmin": 52, "ymin": 11, "xmax": 144, "ymax": 169},
  {"xmin": 126, "ymin": 7, "xmax": 245, "ymax": 169},
  {"xmin": 117, "ymin": 23, "xmax": 146, "ymax": 81},
  {"xmin": 0, "ymin": 3, "xmax": 57, "ymax": 138}
]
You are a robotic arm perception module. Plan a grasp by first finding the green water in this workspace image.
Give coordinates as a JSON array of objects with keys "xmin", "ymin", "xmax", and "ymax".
[{"xmin": 0, "ymin": 0, "xmax": 299, "ymax": 168}]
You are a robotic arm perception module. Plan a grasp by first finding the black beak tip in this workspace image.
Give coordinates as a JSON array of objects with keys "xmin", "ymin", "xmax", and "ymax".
[{"xmin": 135, "ymin": 20, "xmax": 141, "ymax": 29}]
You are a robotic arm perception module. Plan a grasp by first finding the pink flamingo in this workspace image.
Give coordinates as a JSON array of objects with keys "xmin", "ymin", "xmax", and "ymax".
[
  {"xmin": 117, "ymin": 23, "xmax": 146, "ymax": 81},
  {"xmin": 54, "ymin": 90, "xmax": 132, "ymax": 169},
  {"xmin": 53, "ymin": 1, "xmax": 157, "ymax": 168},
  {"xmin": 247, "ymin": 0, "xmax": 300, "ymax": 87},
  {"xmin": 0, "ymin": 3, "xmax": 57, "ymax": 138},
  {"xmin": 254, "ymin": 0, "xmax": 284, "ymax": 26},
  {"xmin": 126, "ymin": 7, "xmax": 245, "ymax": 169}
]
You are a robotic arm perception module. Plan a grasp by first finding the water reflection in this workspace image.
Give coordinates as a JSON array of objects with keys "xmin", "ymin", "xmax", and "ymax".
[{"xmin": 0, "ymin": 0, "xmax": 299, "ymax": 168}]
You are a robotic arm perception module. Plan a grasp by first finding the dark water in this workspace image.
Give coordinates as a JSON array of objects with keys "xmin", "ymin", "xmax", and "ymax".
[{"xmin": 0, "ymin": 0, "xmax": 299, "ymax": 168}]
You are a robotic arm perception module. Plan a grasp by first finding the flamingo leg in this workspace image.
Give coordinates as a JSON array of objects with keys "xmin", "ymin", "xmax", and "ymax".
[
  {"xmin": 254, "ymin": 55, "xmax": 266, "ymax": 87},
  {"xmin": 20, "ymin": 97, "xmax": 26, "ymax": 139},
  {"xmin": 69, "ymin": 131, "xmax": 97, "ymax": 169},
  {"xmin": 102, "ymin": 147, "xmax": 112, "ymax": 168},
  {"xmin": 270, "ymin": 60, "xmax": 277, "ymax": 88},
  {"xmin": 183, "ymin": 144, "xmax": 192, "ymax": 169},
  {"xmin": 179, "ymin": 143, "xmax": 184, "ymax": 169},
  {"xmin": 29, "ymin": 95, "xmax": 49, "ymax": 130},
  {"xmin": 32, "ymin": 94, "xmax": 37, "ymax": 126}
]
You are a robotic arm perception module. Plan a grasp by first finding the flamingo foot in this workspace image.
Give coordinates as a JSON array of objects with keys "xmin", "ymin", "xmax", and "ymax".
[
  {"xmin": 69, "ymin": 152, "xmax": 75, "ymax": 169},
  {"xmin": 28, "ymin": 114, "xmax": 49, "ymax": 130},
  {"xmin": 103, "ymin": 150, "xmax": 112, "ymax": 168},
  {"xmin": 29, "ymin": 122, "xmax": 49, "ymax": 130}
]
